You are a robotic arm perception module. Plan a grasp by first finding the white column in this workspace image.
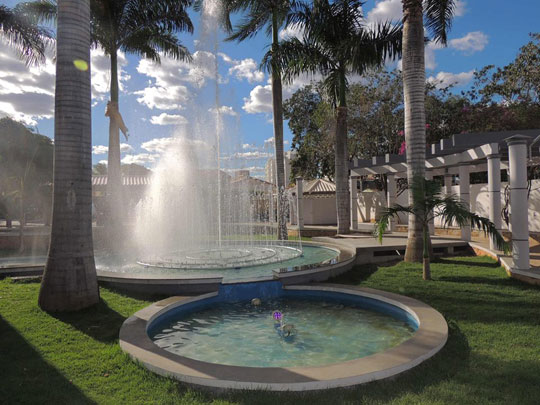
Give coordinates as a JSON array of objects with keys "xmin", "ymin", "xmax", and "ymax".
[
  {"xmin": 487, "ymin": 154, "xmax": 502, "ymax": 250},
  {"xmin": 459, "ymin": 165, "xmax": 471, "ymax": 241},
  {"xmin": 426, "ymin": 172, "xmax": 435, "ymax": 235},
  {"xmin": 296, "ymin": 177, "xmax": 304, "ymax": 230},
  {"xmin": 350, "ymin": 176, "xmax": 358, "ymax": 230},
  {"xmin": 387, "ymin": 174, "xmax": 397, "ymax": 232},
  {"xmin": 507, "ymin": 137, "xmax": 530, "ymax": 271},
  {"xmin": 444, "ymin": 171, "xmax": 453, "ymax": 195}
]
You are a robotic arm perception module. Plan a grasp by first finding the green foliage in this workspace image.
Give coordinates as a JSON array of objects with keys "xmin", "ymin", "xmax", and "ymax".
[
  {"xmin": 0, "ymin": 117, "xmax": 53, "ymax": 221},
  {"xmin": 475, "ymin": 33, "xmax": 540, "ymax": 105},
  {"xmin": 0, "ymin": 3, "xmax": 52, "ymax": 65},
  {"xmin": 375, "ymin": 176, "xmax": 510, "ymax": 254}
]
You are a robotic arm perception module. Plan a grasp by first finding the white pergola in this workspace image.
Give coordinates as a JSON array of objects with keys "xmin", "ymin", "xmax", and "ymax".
[{"xmin": 349, "ymin": 129, "xmax": 540, "ymax": 272}]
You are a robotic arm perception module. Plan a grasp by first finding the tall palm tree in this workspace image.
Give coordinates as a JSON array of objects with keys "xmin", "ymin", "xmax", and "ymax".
[
  {"xmin": 375, "ymin": 176, "xmax": 510, "ymax": 280},
  {"xmin": 216, "ymin": 0, "xmax": 300, "ymax": 241},
  {"xmin": 38, "ymin": 0, "xmax": 99, "ymax": 311},
  {"xmin": 24, "ymin": 0, "xmax": 194, "ymax": 247},
  {"xmin": 0, "ymin": 3, "xmax": 52, "ymax": 66},
  {"xmin": 401, "ymin": 0, "xmax": 457, "ymax": 262},
  {"xmin": 270, "ymin": 0, "xmax": 402, "ymax": 234}
]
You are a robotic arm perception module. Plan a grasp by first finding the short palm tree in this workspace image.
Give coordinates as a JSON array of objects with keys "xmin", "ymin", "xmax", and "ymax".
[
  {"xmin": 375, "ymin": 176, "xmax": 510, "ymax": 281},
  {"xmin": 0, "ymin": 3, "xmax": 51, "ymax": 65},
  {"xmin": 24, "ymin": 0, "xmax": 194, "ymax": 245},
  {"xmin": 401, "ymin": 0, "xmax": 458, "ymax": 262},
  {"xmin": 38, "ymin": 0, "xmax": 99, "ymax": 311},
  {"xmin": 215, "ymin": 0, "xmax": 300, "ymax": 241},
  {"xmin": 269, "ymin": 0, "xmax": 402, "ymax": 234}
]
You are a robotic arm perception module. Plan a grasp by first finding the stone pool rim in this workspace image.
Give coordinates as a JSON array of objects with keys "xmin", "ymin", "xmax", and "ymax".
[{"xmin": 119, "ymin": 284, "xmax": 448, "ymax": 391}]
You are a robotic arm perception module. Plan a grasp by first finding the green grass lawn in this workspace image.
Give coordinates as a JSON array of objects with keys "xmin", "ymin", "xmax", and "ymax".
[{"xmin": 1, "ymin": 256, "xmax": 539, "ymax": 404}]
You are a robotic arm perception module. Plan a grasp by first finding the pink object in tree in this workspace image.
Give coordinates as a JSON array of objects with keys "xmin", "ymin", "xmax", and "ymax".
[{"xmin": 399, "ymin": 141, "xmax": 406, "ymax": 155}]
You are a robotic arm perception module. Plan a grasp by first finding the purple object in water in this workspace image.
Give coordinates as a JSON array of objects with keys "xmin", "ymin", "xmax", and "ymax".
[{"xmin": 273, "ymin": 311, "xmax": 282, "ymax": 321}]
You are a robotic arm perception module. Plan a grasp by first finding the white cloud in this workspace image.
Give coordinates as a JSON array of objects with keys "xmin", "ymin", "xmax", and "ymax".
[
  {"xmin": 121, "ymin": 153, "xmax": 159, "ymax": 165},
  {"xmin": 428, "ymin": 70, "xmax": 475, "ymax": 88},
  {"xmin": 150, "ymin": 113, "xmax": 188, "ymax": 126},
  {"xmin": 242, "ymin": 85, "xmax": 273, "ymax": 114},
  {"xmin": 93, "ymin": 143, "xmax": 133, "ymax": 155},
  {"xmin": 449, "ymin": 31, "xmax": 488, "ymax": 54},
  {"xmin": 219, "ymin": 53, "xmax": 264, "ymax": 83},
  {"xmin": 141, "ymin": 136, "xmax": 206, "ymax": 154},
  {"xmin": 264, "ymin": 136, "xmax": 274, "ymax": 146},
  {"xmin": 90, "ymin": 47, "xmax": 130, "ymax": 102},
  {"xmin": 135, "ymin": 50, "xmax": 220, "ymax": 110},
  {"xmin": 209, "ymin": 105, "xmax": 237, "ymax": 116},
  {"xmin": 98, "ymin": 160, "xmax": 108, "ymax": 165},
  {"xmin": 367, "ymin": 0, "xmax": 402, "ymax": 24},
  {"xmin": 0, "ymin": 43, "xmax": 131, "ymax": 125},
  {"xmin": 230, "ymin": 151, "xmax": 272, "ymax": 160},
  {"xmin": 120, "ymin": 143, "xmax": 134, "ymax": 153},
  {"xmin": 0, "ymin": 43, "xmax": 55, "ymax": 125},
  {"xmin": 92, "ymin": 145, "xmax": 109, "ymax": 155},
  {"xmin": 425, "ymin": 41, "xmax": 445, "ymax": 70},
  {"xmin": 279, "ymin": 25, "xmax": 304, "ymax": 40},
  {"xmin": 367, "ymin": 0, "xmax": 466, "ymax": 23}
]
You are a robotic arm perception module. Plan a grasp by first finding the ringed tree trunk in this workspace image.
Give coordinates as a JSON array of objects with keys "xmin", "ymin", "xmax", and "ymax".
[
  {"xmin": 39, "ymin": 0, "xmax": 99, "ymax": 312},
  {"xmin": 422, "ymin": 222, "xmax": 431, "ymax": 280},
  {"xmin": 271, "ymin": 11, "xmax": 287, "ymax": 241},
  {"xmin": 335, "ymin": 71, "xmax": 350, "ymax": 235},
  {"xmin": 402, "ymin": 0, "xmax": 426, "ymax": 262},
  {"xmin": 106, "ymin": 48, "xmax": 124, "ymax": 249}
]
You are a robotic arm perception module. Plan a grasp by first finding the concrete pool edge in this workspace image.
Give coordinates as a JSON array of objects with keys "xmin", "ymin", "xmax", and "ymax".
[{"xmin": 119, "ymin": 284, "xmax": 448, "ymax": 391}]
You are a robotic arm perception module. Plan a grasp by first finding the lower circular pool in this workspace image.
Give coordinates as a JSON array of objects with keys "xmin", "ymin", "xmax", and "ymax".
[
  {"xmin": 150, "ymin": 297, "xmax": 416, "ymax": 368},
  {"xmin": 120, "ymin": 283, "xmax": 448, "ymax": 391}
]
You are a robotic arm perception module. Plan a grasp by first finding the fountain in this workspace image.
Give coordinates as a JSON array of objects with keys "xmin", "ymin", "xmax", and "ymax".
[{"xmin": 95, "ymin": 0, "xmax": 354, "ymax": 293}]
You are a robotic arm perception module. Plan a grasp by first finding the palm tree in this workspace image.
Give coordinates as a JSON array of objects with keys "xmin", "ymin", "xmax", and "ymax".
[
  {"xmin": 401, "ymin": 0, "xmax": 458, "ymax": 262},
  {"xmin": 269, "ymin": 0, "xmax": 402, "ymax": 234},
  {"xmin": 0, "ymin": 3, "xmax": 52, "ymax": 65},
  {"xmin": 38, "ymin": 0, "xmax": 99, "ymax": 311},
  {"xmin": 375, "ymin": 176, "xmax": 510, "ymax": 281},
  {"xmin": 216, "ymin": 0, "xmax": 300, "ymax": 241},
  {"xmin": 24, "ymin": 0, "xmax": 194, "ymax": 247}
]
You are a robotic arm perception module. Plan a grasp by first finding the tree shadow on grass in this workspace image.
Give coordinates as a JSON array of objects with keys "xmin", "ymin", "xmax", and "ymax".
[
  {"xmin": 0, "ymin": 316, "xmax": 95, "ymax": 404},
  {"xmin": 221, "ymin": 321, "xmax": 470, "ymax": 405},
  {"xmin": 433, "ymin": 257, "xmax": 501, "ymax": 268},
  {"xmin": 49, "ymin": 298, "xmax": 127, "ymax": 344}
]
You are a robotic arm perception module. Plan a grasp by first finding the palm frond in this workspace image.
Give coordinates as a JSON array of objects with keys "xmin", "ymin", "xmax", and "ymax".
[
  {"xmin": 436, "ymin": 194, "xmax": 510, "ymax": 253},
  {"xmin": 0, "ymin": 4, "xmax": 53, "ymax": 66},
  {"xmin": 375, "ymin": 204, "xmax": 414, "ymax": 243},
  {"xmin": 424, "ymin": 0, "xmax": 456, "ymax": 45}
]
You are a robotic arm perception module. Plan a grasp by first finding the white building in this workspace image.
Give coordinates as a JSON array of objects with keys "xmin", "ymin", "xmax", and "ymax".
[{"xmin": 265, "ymin": 150, "xmax": 296, "ymax": 186}]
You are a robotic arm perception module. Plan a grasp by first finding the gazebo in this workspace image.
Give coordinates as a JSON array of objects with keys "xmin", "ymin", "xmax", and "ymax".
[{"xmin": 350, "ymin": 129, "xmax": 540, "ymax": 276}]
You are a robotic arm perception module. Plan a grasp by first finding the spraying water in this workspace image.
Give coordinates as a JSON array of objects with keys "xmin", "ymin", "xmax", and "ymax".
[{"xmin": 131, "ymin": 0, "xmax": 302, "ymax": 270}]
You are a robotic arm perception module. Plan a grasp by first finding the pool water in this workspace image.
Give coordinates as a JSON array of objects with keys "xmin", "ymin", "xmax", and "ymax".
[
  {"xmin": 97, "ymin": 245, "xmax": 340, "ymax": 281},
  {"xmin": 150, "ymin": 297, "xmax": 416, "ymax": 367}
]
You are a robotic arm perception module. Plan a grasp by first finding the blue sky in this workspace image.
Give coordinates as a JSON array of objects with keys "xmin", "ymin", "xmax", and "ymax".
[{"xmin": 1, "ymin": 0, "xmax": 539, "ymax": 178}]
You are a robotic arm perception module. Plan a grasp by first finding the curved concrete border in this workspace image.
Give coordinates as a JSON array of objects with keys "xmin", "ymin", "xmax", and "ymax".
[
  {"xmin": 119, "ymin": 284, "xmax": 448, "ymax": 391},
  {"xmin": 97, "ymin": 241, "xmax": 355, "ymax": 295}
]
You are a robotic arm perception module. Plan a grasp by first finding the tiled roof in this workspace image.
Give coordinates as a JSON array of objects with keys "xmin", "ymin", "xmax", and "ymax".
[
  {"xmin": 304, "ymin": 178, "xmax": 335, "ymax": 194},
  {"xmin": 92, "ymin": 175, "xmax": 151, "ymax": 186}
]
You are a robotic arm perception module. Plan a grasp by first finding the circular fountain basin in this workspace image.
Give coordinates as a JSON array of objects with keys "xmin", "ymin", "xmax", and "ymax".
[
  {"xmin": 97, "ymin": 241, "xmax": 355, "ymax": 295},
  {"xmin": 137, "ymin": 243, "xmax": 303, "ymax": 269},
  {"xmin": 120, "ymin": 283, "xmax": 448, "ymax": 391}
]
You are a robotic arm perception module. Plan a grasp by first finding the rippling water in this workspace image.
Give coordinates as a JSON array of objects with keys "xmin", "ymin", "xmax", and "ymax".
[{"xmin": 151, "ymin": 298, "xmax": 416, "ymax": 367}]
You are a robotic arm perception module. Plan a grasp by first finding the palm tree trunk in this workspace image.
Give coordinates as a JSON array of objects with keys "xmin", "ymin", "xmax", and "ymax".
[
  {"xmin": 402, "ymin": 0, "xmax": 426, "ymax": 262},
  {"xmin": 106, "ymin": 48, "xmax": 123, "ymax": 248},
  {"xmin": 271, "ymin": 11, "xmax": 287, "ymax": 240},
  {"xmin": 335, "ymin": 71, "xmax": 350, "ymax": 234},
  {"xmin": 422, "ymin": 223, "xmax": 431, "ymax": 280},
  {"xmin": 39, "ymin": 0, "xmax": 99, "ymax": 312},
  {"xmin": 18, "ymin": 178, "xmax": 24, "ymax": 253}
]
